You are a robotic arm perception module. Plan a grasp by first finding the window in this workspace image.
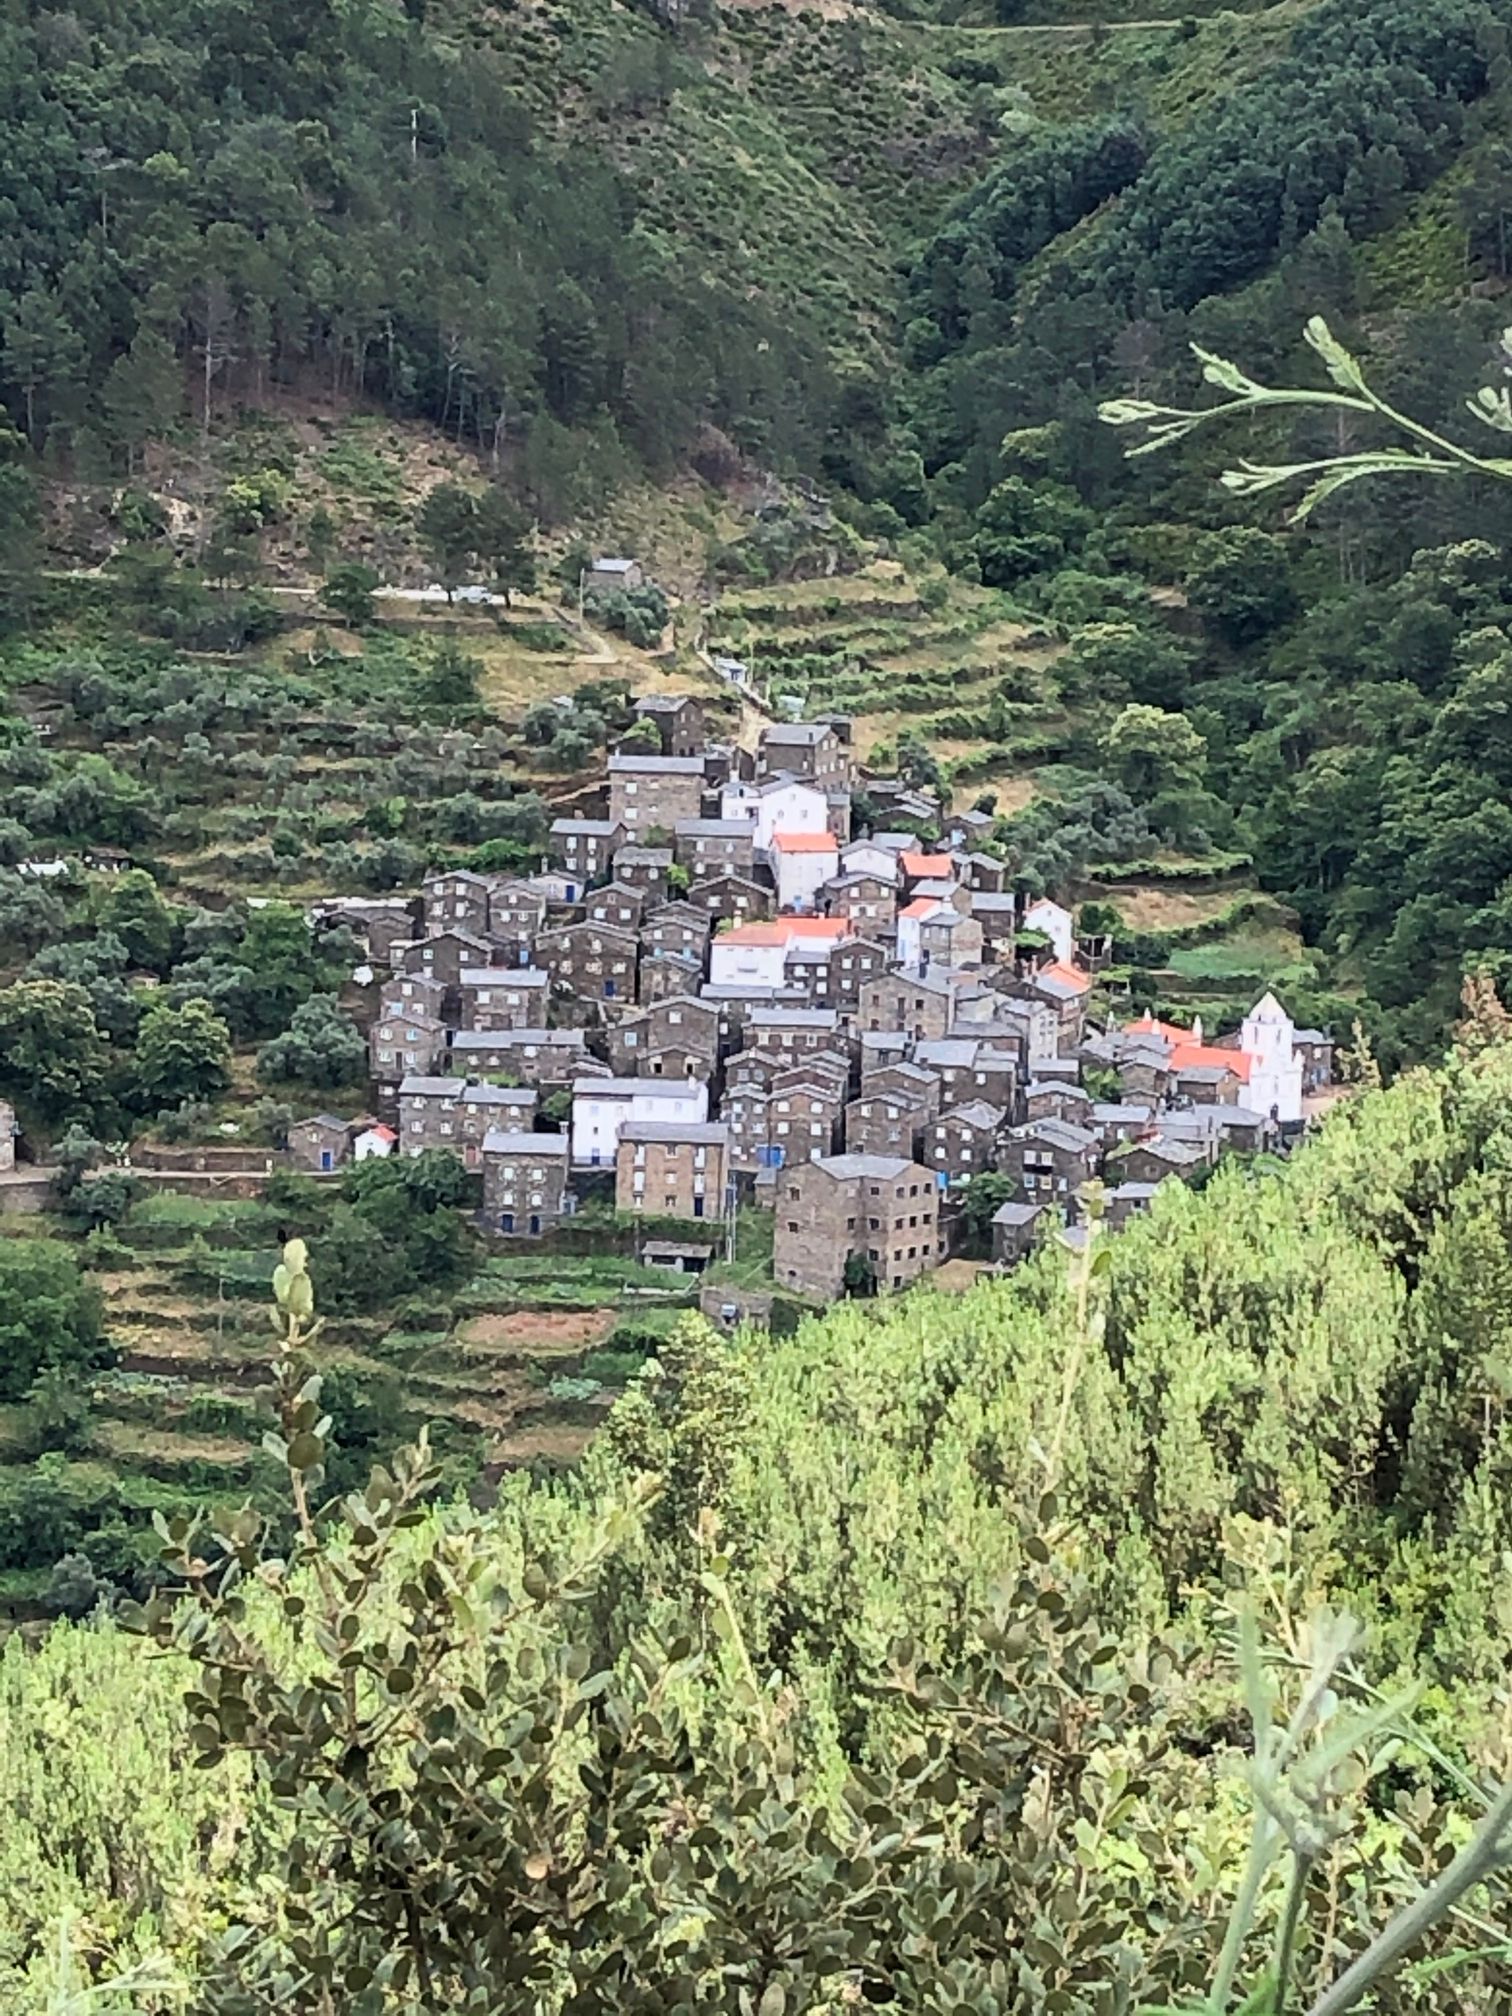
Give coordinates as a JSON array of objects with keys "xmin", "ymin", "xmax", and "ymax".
[{"xmin": 786, "ymin": 1220, "xmax": 799, "ymax": 1233}]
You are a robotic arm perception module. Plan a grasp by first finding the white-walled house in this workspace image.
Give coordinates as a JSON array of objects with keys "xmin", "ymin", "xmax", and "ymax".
[
  {"xmin": 769, "ymin": 830, "xmax": 838, "ymax": 911},
  {"xmin": 720, "ymin": 775, "xmax": 828, "ymax": 851},
  {"xmin": 895, "ymin": 896, "xmax": 945, "ymax": 971},
  {"xmin": 708, "ymin": 916, "xmax": 852, "ymax": 990},
  {"xmin": 353, "ymin": 1124, "xmax": 397, "ymax": 1160},
  {"xmin": 1024, "ymin": 897, "xmax": 1075, "ymax": 965},
  {"xmin": 840, "ymin": 838, "xmax": 901, "ymax": 884},
  {"xmin": 1241, "ymin": 991, "xmax": 1304, "ymax": 1124},
  {"xmin": 570, "ymin": 1075, "xmax": 710, "ymax": 1166}
]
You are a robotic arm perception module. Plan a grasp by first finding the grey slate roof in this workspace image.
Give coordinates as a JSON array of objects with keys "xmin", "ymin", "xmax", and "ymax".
[
  {"xmin": 482, "ymin": 1128, "xmax": 570, "ymax": 1155},
  {"xmin": 618, "ymin": 1120, "xmax": 730, "ymax": 1146},
  {"xmin": 813, "ymin": 1153, "xmax": 916, "ymax": 1181}
]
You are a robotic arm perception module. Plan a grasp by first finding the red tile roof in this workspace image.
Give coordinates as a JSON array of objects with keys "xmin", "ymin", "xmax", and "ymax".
[
  {"xmin": 899, "ymin": 852, "xmax": 953, "ymax": 879},
  {"xmin": 1170, "ymin": 1041, "xmax": 1251, "ymax": 1083},
  {"xmin": 719, "ymin": 917, "xmax": 852, "ymax": 946},
  {"xmin": 772, "ymin": 830, "xmax": 838, "ymax": 853},
  {"xmin": 1041, "ymin": 960, "xmax": 1093, "ymax": 995}
]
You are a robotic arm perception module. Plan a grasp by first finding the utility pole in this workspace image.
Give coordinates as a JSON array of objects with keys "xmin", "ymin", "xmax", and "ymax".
[{"xmin": 411, "ymin": 106, "xmax": 419, "ymax": 167}]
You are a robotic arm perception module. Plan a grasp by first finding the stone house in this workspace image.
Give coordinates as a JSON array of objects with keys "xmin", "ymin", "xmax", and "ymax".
[
  {"xmin": 1004, "ymin": 962, "xmax": 1093, "ymax": 1051},
  {"xmin": 399, "ymin": 1075, "xmax": 536, "ymax": 1167},
  {"xmin": 547, "ymin": 818, "xmax": 626, "ymax": 896},
  {"xmin": 757, "ymin": 720, "xmax": 851, "ymax": 792},
  {"xmin": 1107, "ymin": 1181, "xmax": 1160, "ymax": 1230},
  {"xmin": 312, "ymin": 896, "xmax": 420, "ymax": 968},
  {"xmin": 688, "ymin": 872, "xmax": 774, "ymax": 927},
  {"xmin": 1022, "ymin": 1080, "xmax": 1095, "ymax": 1127},
  {"xmin": 773, "ymin": 1154, "xmax": 941, "ymax": 1300},
  {"xmin": 448, "ymin": 1026, "xmax": 596, "ymax": 1086},
  {"xmin": 961, "ymin": 853, "xmax": 1009, "ymax": 895},
  {"xmin": 1294, "ymin": 1028, "xmax": 1334, "ymax": 1092},
  {"xmin": 586, "ymin": 882, "xmax": 648, "ymax": 933},
  {"xmin": 423, "ymin": 868, "xmax": 494, "ymax": 938},
  {"xmin": 674, "ymin": 818, "xmax": 755, "ymax": 882},
  {"xmin": 482, "ymin": 1131, "xmax": 572, "ymax": 1236},
  {"xmin": 608, "ymin": 753, "xmax": 704, "ymax": 837},
  {"xmin": 1113, "ymin": 1138, "xmax": 1211, "ymax": 1186},
  {"xmin": 822, "ymin": 872, "xmax": 895, "ymax": 939},
  {"xmin": 287, "ymin": 1114, "xmax": 350, "ymax": 1173},
  {"xmin": 786, "ymin": 933, "xmax": 889, "ymax": 1016},
  {"xmin": 399, "ymin": 928, "xmax": 498, "ymax": 993},
  {"xmin": 456, "ymin": 967, "xmax": 551, "ymax": 1032},
  {"xmin": 633, "ymin": 692, "xmax": 707, "ymax": 759},
  {"xmin": 570, "ymin": 1075, "xmax": 710, "ymax": 1166},
  {"xmin": 535, "ymin": 920, "xmax": 639, "ymax": 1003},
  {"xmin": 992, "ymin": 1200, "xmax": 1049, "ymax": 1267},
  {"xmin": 587, "ymin": 556, "xmax": 644, "ymax": 592},
  {"xmin": 640, "ymin": 899, "xmax": 710, "ymax": 966},
  {"xmin": 378, "ymin": 971, "xmax": 448, "ymax": 1023},
  {"xmin": 858, "ymin": 967, "xmax": 960, "ymax": 1043},
  {"xmin": 610, "ymin": 993, "xmax": 722, "ymax": 1079},
  {"xmin": 845, "ymin": 1067, "xmax": 939, "ymax": 1161},
  {"xmin": 998, "ymin": 1118, "xmax": 1100, "ymax": 1207},
  {"xmin": 1172, "ymin": 1061, "xmax": 1246, "ymax": 1106},
  {"xmin": 958, "ymin": 1044, "xmax": 1020, "ymax": 1114},
  {"xmin": 1089, "ymin": 1102, "xmax": 1156, "ymax": 1149},
  {"xmin": 927, "ymin": 1100, "xmax": 1006, "ymax": 1187},
  {"xmin": 639, "ymin": 949, "xmax": 703, "ymax": 1006},
  {"xmin": 615, "ymin": 1120, "xmax": 729, "ymax": 1222},
  {"xmin": 369, "ymin": 1009, "xmax": 447, "ymax": 1090},
  {"xmin": 967, "ymin": 893, "xmax": 1017, "ymax": 958},
  {"xmin": 613, "ymin": 845, "xmax": 675, "ymax": 904},
  {"xmin": 725, "ymin": 1062, "xmax": 845, "ymax": 1174},
  {"xmin": 484, "ymin": 879, "xmax": 549, "ymax": 962},
  {"xmin": 917, "ymin": 905, "xmax": 984, "ymax": 969},
  {"xmin": 747, "ymin": 1005, "xmax": 843, "ymax": 1059}
]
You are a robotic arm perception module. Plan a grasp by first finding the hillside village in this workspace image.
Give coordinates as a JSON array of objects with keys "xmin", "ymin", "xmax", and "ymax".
[{"xmin": 33, "ymin": 656, "xmax": 1336, "ymax": 1316}]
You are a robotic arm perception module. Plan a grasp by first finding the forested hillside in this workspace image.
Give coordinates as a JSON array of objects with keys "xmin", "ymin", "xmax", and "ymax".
[
  {"xmin": 5, "ymin": 0, "xmax": 1512, "ymax": 1052},
  {"xmin": 11, "ymin": 1026, "xmax": 1512, "ymax": 2008}
]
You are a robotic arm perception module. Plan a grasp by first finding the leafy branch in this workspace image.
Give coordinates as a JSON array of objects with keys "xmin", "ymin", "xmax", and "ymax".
[{"xmin": 1100, "ymin": 316, "xmax": 1512, "ymax": 520}]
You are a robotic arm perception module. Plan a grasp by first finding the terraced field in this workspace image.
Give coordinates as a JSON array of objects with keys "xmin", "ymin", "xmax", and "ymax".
[
  {"xmin": 0, "ymin": 1197, "xmax": 746, "ymax": 1608},
  {"xmin": 706, "ymin": 569, "xmax": 1071, "ymax": 806}
]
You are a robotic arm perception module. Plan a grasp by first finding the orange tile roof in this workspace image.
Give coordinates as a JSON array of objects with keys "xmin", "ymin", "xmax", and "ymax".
[
  {"xmin": 898, "ymin": 896, "xmax": 939, "ymax": 919},
  {"xmin": 1042, "ymin": 960, "xmax": 1093, "ymax": 995},
  {"xmin": 1170, "ymin": 1041, "xmax": 1251, "ymax": 1083},
  {"xmin": 720, "ymin": 917, "xmax": 851, "ymax": 946},
  {"xmin": 1126, "ymin": 1013, "xmax": 1193, "ymax": 1045},
  {"xmin": 772, "ymin": 830, "xmax": 838, "ymax": 853},
  {"xmin": 900, "ymin": 852, "xmax": 953, "ymax": 878}
]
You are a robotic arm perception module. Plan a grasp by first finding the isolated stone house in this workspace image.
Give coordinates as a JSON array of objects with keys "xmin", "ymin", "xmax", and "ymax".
[
  {"xmin": 482, "ymin": 1130, "xmax": 572, "ymax": 1236},
  {"xmin": 773, "ymin": 1153, "xmax": 941, "ymax": 1300},
  {"xmin": 287, "ymin": 1114, "xmax": 349, "ymax": 1173},
  {"xmin": 634, "ymin": 692, "xmax": 707, "ymax": 759}
]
